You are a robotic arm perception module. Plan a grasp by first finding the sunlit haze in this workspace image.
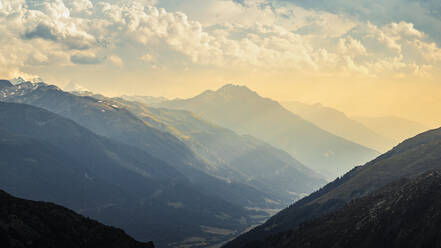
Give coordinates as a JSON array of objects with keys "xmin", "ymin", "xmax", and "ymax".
[{"xmin": 1, "ymin": 0, "xmax": 440, "ymax": 126}]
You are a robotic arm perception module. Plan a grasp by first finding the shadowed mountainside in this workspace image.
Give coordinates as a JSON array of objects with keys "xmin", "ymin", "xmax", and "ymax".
[
  {"xmin": 244, "ymin": 170, "xmax": 441, "ymax": 248},
  {"xmin": 0, "ymin": 80, "xmax": 12, "ymax": 90},
  {"xmin": 0, "ymin": 102, "xmax": 254, "ymax": 247},
  {"xmin": 224, "ymin": 126, "xmax": 441, "ymax": 248}
]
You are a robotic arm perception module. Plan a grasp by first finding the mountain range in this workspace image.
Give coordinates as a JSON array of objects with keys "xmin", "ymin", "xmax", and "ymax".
[
  {"xmin": 281, "ymin": 101, "xmax": 396, "ymax": 152},
  {"xmin": 224, "ymin": 125, "xmax": 441, "ymax": 248},
  {"xmin": 0, "ymin": 101, "xmax": 256, "ymax": 247},
  {"xmin": 109, "ymin": 98, "xmax": 326, "ymax": 204},
  {"xmin": 2, "ymin": 79, "xmax": 437, "ymax": 248},
  {"xmin": 353, "ymin": 115, "xmax": 429, "ymax": 144},
  {"xmin": 159, "ymin": 84, "xmax": 379, "ymax": 178},
  {"xmin": 0, "ymin": 80, "xmax": 278, "ymax": 211},
  {"xmin": 121, "ymin": 95, "xmax": 168, "ymax": 105},
  {"xmin": 0, "ymin": 189, "xmax": 154, "ymax": 248},
  {"xmin": 0, "ymin": 80, "xmax": 330, "ymax": 247}
]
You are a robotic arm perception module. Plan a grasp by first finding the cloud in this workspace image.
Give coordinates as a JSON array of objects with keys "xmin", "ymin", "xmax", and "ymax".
[
  {"xmin": 109, "ymin": 55, "xmax": 123, "ymax": 66},
  {"xmin": 70, "ymin": 53, "xmax": 104, "ymax": 64},
  {"xmin": 64, "ymin": 81, "xmax": 90, "ymax": 91},
  {"xmin": 338, "ymin": 37, "xmax": 367, "ymax": 57},
  {"xmin": 24, "ymin": 23, "xmax": 59, "ymax": 41},
  {"xmin": 0, "ymin": 0, "xmax": 440, "ymax": 82},
  {"xmin": 141, "ymin": 53, "xmax": 155, "ymax": 62},
  {"xmin": 65, "ymin": 0, "xmax": 93, "ymax": 15},
  {"xmin": 39, "ymin": 0, "xmax": 70, "ymax": 19},
  {"xmin": 274, "ymin": 0, "xmax": 441, "ymax": 44}
]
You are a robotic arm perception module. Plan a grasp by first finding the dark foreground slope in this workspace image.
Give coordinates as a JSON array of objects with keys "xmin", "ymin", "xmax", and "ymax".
[
  {"xmin": 0, "ymin": 189, "xmax": 154, "ymax": 248},
  {"xmin": 225, "ymin": 126, "xmax": 441, "ymax": 248},
  {"xmin": 248, "ymin": 170, "xmax": 441, "ymax": 248}
]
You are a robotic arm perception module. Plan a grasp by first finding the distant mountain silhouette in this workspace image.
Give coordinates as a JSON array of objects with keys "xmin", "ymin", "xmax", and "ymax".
[
  {"xmin": 282, "ymin": 101, "xmax": 395, "ymax": 152},
  {"xmin": 224, "ymin": 126, "xmax": 441, "ymax": 248},
  {"xmin": 110, "ymin": 98, "xmax": 326, "ymax": 205},
  {"xmin": 353, "ymin": 115, "xmax": 429, "ymax": 144},
  {"xmin": 242, "ymin": 170, "xmax": 441, "ymax": 248},
  {"xmin": 0, "ymin": 102, "xmax": 254, "ymax": 247},
  {"xmin": 121, "ymin": 95, "xmax": 168, "ymax": 105},
  {"xmin": 160, "ymin": 84, "xmax": 379, "ymax": 178},
  {"xmin": 0, "ymin": 189, "xmax": 154, "ymax": 248}
]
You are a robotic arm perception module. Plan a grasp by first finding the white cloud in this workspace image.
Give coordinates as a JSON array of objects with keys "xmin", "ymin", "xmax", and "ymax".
[
  {"xmin": 0, "ymin": 0, "xmax": 440, "ymax": 81},
  {"xmin": 109, "ymin": 55, "xmax": 123, "ymax": 66},
  {"xmin": 39, "ymin": 0, "xmax": 70, "ymax": 19},
  {"xmin": 141, "ymin": 53, "xmax": 155, "ymax": 62},
  {"xmin": 383, "ymin": 21, "xmax": 424, "ymax": 40},
  {"xmin": 338, "ymin": 37, "xmax": 367, "ymax": 57},
  {"xmin": 71, "ymin": 52, "xmax": 103, "ymax": 64},
  {"xmin": 65, "ymin": 0, "xmax": 93, "ymax": 15}
]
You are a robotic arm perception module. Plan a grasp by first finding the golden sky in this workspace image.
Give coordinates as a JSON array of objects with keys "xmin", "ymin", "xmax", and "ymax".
[{"xmin": 1, "ymin": 0, "xmax": 440, "ymax": 127}]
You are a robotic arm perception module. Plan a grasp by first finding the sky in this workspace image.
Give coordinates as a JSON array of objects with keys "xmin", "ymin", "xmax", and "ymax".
[{"xmin": 0, "ymin": 0, "xmax": 440, "ymax": 126}]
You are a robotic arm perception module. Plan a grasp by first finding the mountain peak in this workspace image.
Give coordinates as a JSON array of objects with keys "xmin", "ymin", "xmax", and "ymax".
[
  {"xmin": 32, "ymin": 77, "xmax": 44, "ymax": 84},
  {"xmin": 219, "ymin": 83, "xmax": 252, "ymax": 91},
  {"xmin": 195, "ymin": 84, "xmax": 257, "ymax": 99},
  {"xmin": 209, "ymin": 84, "xmax": 258, "ymax": 98},
  {"xmin": 10, "ymin": 77, "xmax": 26, "ymax": 85},
  {"xmin": 0, "ymin": 81, "xmax": 63, "ymax": 100},
  {"xmin": 0, "ymin": 80, "xmax": 12, "ymax": 90}
]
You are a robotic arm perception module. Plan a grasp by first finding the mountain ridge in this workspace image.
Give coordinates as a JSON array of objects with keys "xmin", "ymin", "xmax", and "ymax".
[
  {"xmin": 0, "ymin": 101, "xmax": 254, "ymax": 247},
  {"xmin": 224, "ymin": 125, "xmax": 441, "ymax": 248},
  {"xmin": 281, "ymin": 100, "xmax": 395, "ymax": 152},
  {"xmin": 0, "ymin": 80, "xmax": 12, "ymax": 90},
  {"xmin": 0, "ymin": 80, "xmax": 280, "ymax": 210},
  {"xmin": 109, "ymin": 97, "xmax": 326, "ymax": 204},
  {"xmin": 243, "ymin": 170, "xmax": 441, "ymax": 248},
  {"xmin": 160, "ymin": 84, "xmax": 379, "ymax": 178},
  {"xmin": 353, "ymin": 115, "xmax": 429, "ymax": 143},
  {"xmin": 0, "ymin": 189, "xmax": 155, "ymax": 248}
]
